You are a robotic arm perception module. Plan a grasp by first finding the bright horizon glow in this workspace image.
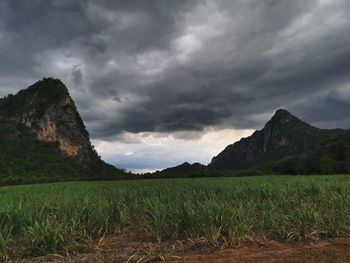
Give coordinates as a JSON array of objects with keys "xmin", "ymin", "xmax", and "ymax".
[{"xmin": 92, "ymin": 128, "xmax": 254, "ymax": 173}]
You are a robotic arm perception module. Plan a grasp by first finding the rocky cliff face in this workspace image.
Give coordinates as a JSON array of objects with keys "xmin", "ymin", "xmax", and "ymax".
[
  {"xmin": 0, "ymin": 78, "xmax": 97, "ymax": 165},
  {"xmin": 0, "ymin": 78, "xmax": 127, "ymax": 184},
  {"xmin": 209, "ymin": 109, "xmax": 330, "ymax": 171}
]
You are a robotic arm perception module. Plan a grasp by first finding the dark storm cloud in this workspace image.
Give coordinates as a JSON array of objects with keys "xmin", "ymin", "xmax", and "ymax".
[
  {"xmin": 290, "ymin": 88, "xmax": 350, "ymax": 129},
  {"xmin": 1, "ymin": 0, "xmax": 350, "ymax": 138}
]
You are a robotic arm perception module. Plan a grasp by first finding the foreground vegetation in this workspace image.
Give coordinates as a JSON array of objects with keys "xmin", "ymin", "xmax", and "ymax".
[{"xmin": 1, "ymin": 175, "xmax": 350, "ymax": 260}]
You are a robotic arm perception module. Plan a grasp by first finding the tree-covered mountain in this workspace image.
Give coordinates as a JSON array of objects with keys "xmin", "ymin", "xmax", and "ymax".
[
  {"xmin": 208, "ymin": 109, "xmax": 346, "ymax": 172},
  {"xmin": 0, "ymin": 78, "xmax": 126, "ymax": 184},
  {"xmin": 159, "ymin": 109, "xmax": 349, "ymax": 177},
  {"xmin": 262, "ymin": 130, "xmax": 350, "ymax": 174},
  {"xmin": 153, "ymin": 162, "xmax": 207, "ymax": 178}
]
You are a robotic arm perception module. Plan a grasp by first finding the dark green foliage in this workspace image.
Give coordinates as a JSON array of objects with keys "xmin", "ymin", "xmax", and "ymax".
[
  {"xmin": 0, "ymin": 127, "xmax": 128, "ymax": 184},
  {"xmin": 263, "ymin": 131, "xmax": 350, "ymax": 175},
  {"xmin": 153, "ymin": 162, "xmax": 208, "ymax": 178},
  {"xmin": 0, "ymin": 121, "xmax": 81, "ymax": 184}
]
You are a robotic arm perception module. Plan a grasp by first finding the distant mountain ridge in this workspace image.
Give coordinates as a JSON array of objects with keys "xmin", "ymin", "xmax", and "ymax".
[
  {"xmin": 158, "ymin": 109, "xmax": 349, "ymax": 176},
  {"xmin": 154, "ymin": 162, "xmax": 206, "ymax": 177},
  {"xmin": 0, "ymin": 78, "xmax": 126, "ymax": 184},
  {"xmin": 209, "ymin": 109, "xmax": 337, "ymax": 171}
]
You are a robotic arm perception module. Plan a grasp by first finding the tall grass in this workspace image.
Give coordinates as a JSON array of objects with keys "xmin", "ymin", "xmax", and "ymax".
[
  {"xmin": 0, "ymin": 225, "xmax": 12, "ymax": 260},
  {"xmin": 0, "ymin": 175, "xmax": 350, "ymax": 258}
]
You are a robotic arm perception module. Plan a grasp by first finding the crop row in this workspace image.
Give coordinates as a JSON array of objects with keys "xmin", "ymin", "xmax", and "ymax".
[{"xmin": 0, "ymin": 176, "xmax": 349, "ymax": 259}]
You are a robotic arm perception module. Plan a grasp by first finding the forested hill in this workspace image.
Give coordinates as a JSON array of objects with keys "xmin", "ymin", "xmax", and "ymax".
[
  {"xmin": 157, "ymin": 109, "xmax": 349, "ymax": 177},
  {"xmin": 208, "ymin": 109, "xmax": 348, "ymax": 173},
  {"xmin": 0, "ymin": 78, "xmax": 127, "ymax": 184}
]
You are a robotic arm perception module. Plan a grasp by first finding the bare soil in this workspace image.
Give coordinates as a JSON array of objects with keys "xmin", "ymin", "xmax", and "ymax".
[
  {"xmin": 13, "ymin": 229, "xmax": 350, "ymax": 263},
  {"xmin": 175, "ymin": 238, "xmax": 350, "ymax": 263}
]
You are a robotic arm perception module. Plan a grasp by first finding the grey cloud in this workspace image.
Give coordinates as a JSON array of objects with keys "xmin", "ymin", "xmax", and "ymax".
[
  {"xmin": 1, "ymin": 0, "xmax": 350, "ymax": 140},
  {"xmin": 71, "ymin": 65, "xmax": 83, "ymax": 86},
  {"xmin": 290, "ymin": 88, "xmax": 350, "ymax": 129}
]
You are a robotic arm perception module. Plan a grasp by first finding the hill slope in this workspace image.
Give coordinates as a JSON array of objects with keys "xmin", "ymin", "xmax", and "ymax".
[
  {"xmin": 153, "ymin": 109, "xmax": 349, "ymax": 177},
  {"xmin": 153, "ymin": 162, "xmax": 207, "ymax": 178},
  {"xmin": 262, "ymin": 131, "xmax": 350, "ymax": 174},
  {"xmin": 0, "ymin": 78, "xmax": 126, "ymax": 184},
  {"xmin": 208, "ymin": 109, "xmax": 346, "ymax": 172}
]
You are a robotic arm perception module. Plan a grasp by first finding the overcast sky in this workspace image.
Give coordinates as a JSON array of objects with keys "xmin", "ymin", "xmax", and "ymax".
[{"xmin": 0, "ymin": 0, "xmax": 350, "ymax": 172}]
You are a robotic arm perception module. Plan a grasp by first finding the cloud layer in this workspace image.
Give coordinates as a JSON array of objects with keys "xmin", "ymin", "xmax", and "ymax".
[{"xmin": 1, "ymin": 0, "xmax": 350, "ymax": 170}]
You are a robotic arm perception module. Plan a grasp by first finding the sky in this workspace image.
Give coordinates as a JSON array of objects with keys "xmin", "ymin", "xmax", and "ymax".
[{"xmin": 0, "ymin": 0, "xmax": 350, "ymax": 172}]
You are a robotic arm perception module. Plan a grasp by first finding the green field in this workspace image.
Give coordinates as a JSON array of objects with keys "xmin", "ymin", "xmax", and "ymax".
[{"xmin": 1, "ymin": 175, "xmax": 350, "ymax": 260}]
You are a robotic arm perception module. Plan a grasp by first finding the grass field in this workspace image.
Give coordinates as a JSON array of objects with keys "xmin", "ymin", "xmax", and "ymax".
[{"xmin": 1, "ymin": 175, "xmax": 350, "ymax": 260}]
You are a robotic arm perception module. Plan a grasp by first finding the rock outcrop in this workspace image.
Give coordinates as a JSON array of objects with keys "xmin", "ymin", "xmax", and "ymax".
[
  {"xmin": 0, "ymin": 77, "xmax": 125, "ymax": 183},
  {"xmin": 1, "ymin": 78, "xmax": 97, "ymax": 164}
]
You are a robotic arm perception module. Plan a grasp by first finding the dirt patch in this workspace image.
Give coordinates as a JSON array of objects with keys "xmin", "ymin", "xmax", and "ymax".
[
  {"xmin": 175, "ymin": 238, "xmax": 350, "ymax": 263},
  {"xmin": 14, "ymin": 230, "xmax": 350, "ymax": 263}
]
